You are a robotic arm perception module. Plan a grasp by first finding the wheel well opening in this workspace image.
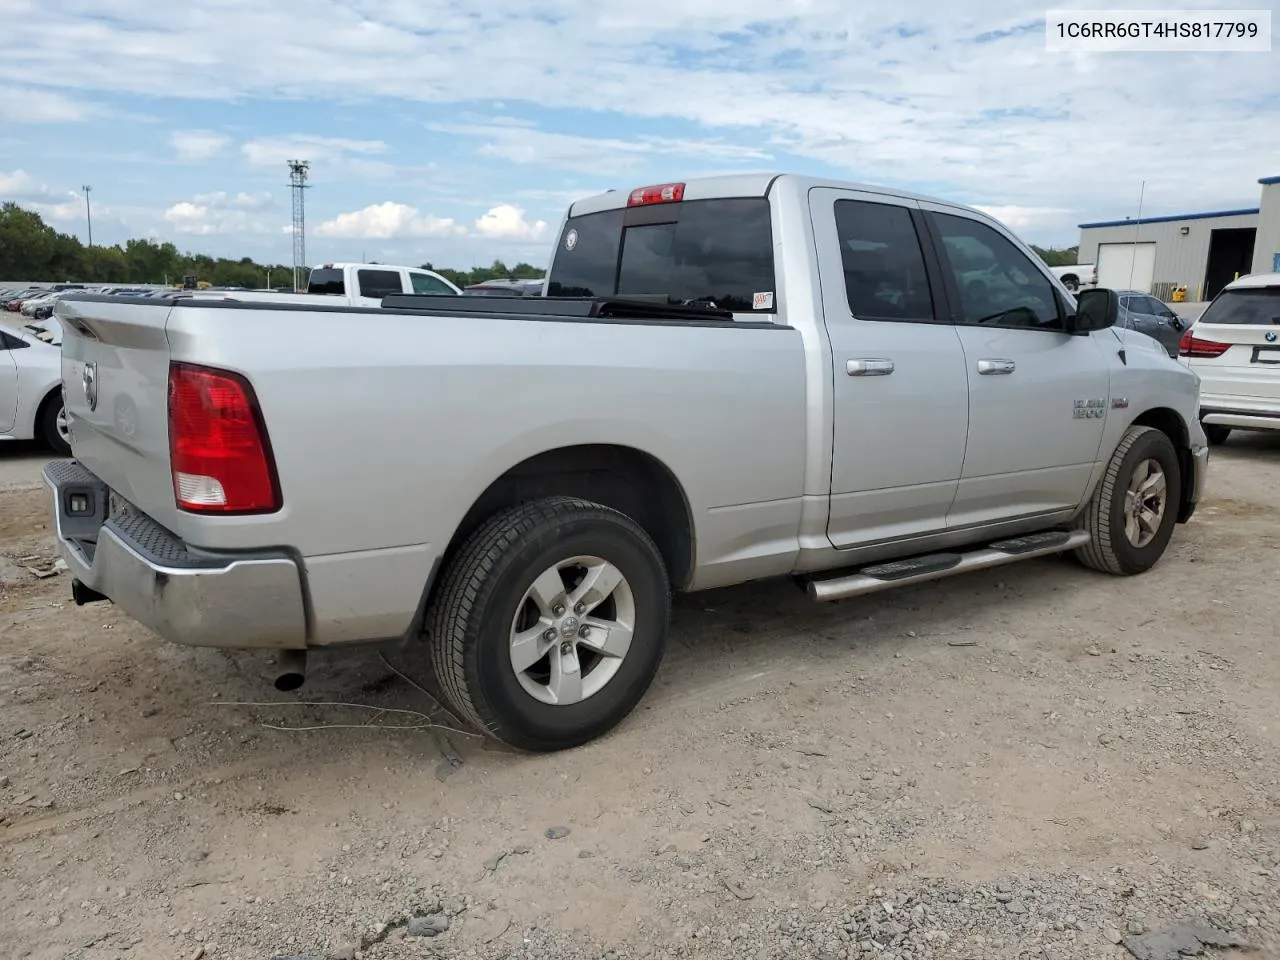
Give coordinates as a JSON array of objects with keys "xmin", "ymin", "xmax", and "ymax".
[
  {"xmin": 1131, "ymin": 407, "xmax": 1193, "ymax": 514},
  {"xmin": 35, "ymin": 386, "xmax": 62, "ymax": 427},
  {"xmin": 445, "ymin": 445, "xmax": 695, "ymax": 591}
]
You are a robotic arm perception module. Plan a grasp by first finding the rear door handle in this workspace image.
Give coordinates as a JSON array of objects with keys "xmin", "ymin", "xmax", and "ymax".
[
  {"xmin": 977, "ymin": 358, "xmax": 1016, "ymax": 375},
  {"xmin": 847, "ymin": 358, "xmax": 894, "ymax": 377}
]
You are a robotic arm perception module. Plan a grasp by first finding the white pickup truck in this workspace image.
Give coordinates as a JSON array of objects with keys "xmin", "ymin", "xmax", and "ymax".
[
  {"xmin": 1049, "ymin": 264, "xmax": 1097, "ymax": 293},
  {"xmin": 44, "ymin": 173, "xmax": 1208, "ymax": 752},
  {"xmin": 190, "ymin": 262, "xmax": 462, "ymax": 306}
]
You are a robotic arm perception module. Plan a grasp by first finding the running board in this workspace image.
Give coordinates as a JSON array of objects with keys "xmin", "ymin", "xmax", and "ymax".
[{"xmin": 806, "ymin": 529, "xmax": 1091, "ymax": 602}]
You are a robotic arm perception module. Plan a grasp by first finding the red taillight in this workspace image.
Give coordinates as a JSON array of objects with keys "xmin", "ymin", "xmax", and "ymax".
[
  {"xmin": 167, "ymin": 362, "xmax": 281, "ymax": 514},
  {"xmin": 627, "ymin": 182, "xmax": 685, "ymax": 206},
  {"xmin": 1178, "ymin": 330, "xmax": 1231, "ymax": 359}
]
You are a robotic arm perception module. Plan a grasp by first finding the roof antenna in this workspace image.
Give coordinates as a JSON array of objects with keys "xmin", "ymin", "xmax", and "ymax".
[{"xmin": 1128, "ymin": 179, "xmax": 1146, "ymax": 290}]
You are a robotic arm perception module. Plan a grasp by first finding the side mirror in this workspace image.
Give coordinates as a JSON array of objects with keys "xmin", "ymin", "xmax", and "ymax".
[{"xmin": 1071, "ymin": 287, "xmax": 1119, "ymax": 333}]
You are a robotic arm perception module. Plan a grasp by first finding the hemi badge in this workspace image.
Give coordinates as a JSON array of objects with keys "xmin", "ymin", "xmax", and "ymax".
[{"xmin": 1111, "ymin": 398, "xmax": 1129, "ymax": 409}]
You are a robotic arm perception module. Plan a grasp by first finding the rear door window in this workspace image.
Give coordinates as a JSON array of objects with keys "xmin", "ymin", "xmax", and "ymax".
[
  {"xmin": 547, "ymin": 198, "xmax": 776, "ymax": 314},
  {"xmin": 308, "ymin": 269, "xmax": 346, "ymax": 295},
  {"xmin": 1197, "ymin": 287, "xmax": 1280, "ymax": 325},
  {"xmin": 357, "ymin": 269, "xmax": 405, "ymax": 299},
  {"xmin": 832, "ymin": 200, "xmax": 937, "ymax": 321}
]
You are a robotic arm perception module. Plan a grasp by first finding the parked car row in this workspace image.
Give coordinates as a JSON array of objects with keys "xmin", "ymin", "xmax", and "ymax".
[
  {"xmin": 1, "ymin": 285, "xmax": 81, "ymax": 313},
  {"xmin": 1, "ymin": 284, "xmax": 163, "ymax": 315}
]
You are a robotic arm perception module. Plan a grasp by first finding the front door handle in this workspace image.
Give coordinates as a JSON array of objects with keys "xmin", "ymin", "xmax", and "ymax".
[
  {"xmin": 847, "ymin": 358, "xmax": 894, "ymax": 377},
  {"xmin": 977, "ymin": 358, "xmax": 1016, "ymax": 375}
]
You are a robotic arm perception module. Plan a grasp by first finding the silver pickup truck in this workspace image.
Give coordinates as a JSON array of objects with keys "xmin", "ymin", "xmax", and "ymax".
[{"xmin": 44, "ymin": 173, "xmax": 1208, "ymax": 752}]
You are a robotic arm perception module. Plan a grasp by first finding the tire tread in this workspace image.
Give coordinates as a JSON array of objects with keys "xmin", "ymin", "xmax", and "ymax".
[
  {"xmin": 425, "ymin": 496, "xmax": 667, "ymax": 745},
  {"xmin": 1075, "ymin": 424, "xmax": 1167, "ymax": 575}
]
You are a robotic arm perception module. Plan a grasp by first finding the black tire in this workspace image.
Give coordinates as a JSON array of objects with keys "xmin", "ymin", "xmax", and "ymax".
[
  {"xmin": 1074, "ymin": 425, "xmax": 1182, "ymax": 576},
  {"xmin": 1203, "ymin": 423, "xmax": 1231, "ymax": 446},
  {"xmin": 425, "ymin": 496, "xmax": 670, "ymax": 752},
  {"xmin": 1062, "ymin": 276, "xmax": 1080, "ymax": 292},
  {"xmin": 39, "ymin": 394, "xmax": 71, "ymax": 456}
]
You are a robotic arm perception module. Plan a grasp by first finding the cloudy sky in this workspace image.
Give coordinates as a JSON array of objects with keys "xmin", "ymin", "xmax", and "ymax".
[{"xmin": 1, "ymin": 0, "xmax": 1276, "ymax": 270}]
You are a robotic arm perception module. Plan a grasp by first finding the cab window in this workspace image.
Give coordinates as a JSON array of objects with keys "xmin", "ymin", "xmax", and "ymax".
[
  {"xmin": 409, "ymin": 273, "xmax": 456, "ymax": 295},
  {"xmin": 931, "ymin": 213, "xmax": 1062, "ymax": 331}
]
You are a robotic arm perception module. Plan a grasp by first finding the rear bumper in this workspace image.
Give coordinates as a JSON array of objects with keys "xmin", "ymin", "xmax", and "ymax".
[{"xmin": 43, "ymin": 459, "xmax": 309, "ymax": 650}]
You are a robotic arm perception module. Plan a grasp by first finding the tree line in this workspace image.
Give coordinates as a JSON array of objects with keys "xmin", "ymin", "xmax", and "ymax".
[
  {"xmin": 0, "ymin": 202, "xmax": 546, "ymax": 289},
  {"xmin": 1, "ymin": 201, "xmax": 1085, "ymax": 290},
  {"xmin": 1031, "ymin": 244, "xmax": 1080, "ymax": 267}
]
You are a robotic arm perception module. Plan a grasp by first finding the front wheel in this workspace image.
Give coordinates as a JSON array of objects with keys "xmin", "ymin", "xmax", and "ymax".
[
  {"xmin": 1202, "ymin": 423, "xmax": 1231, "ymax": 446},
  {"xmin": 425, "ymin": 496, "xmax": 671, "ymax": 752},
  {"xmin": 1074, "ymin": 425, "xmax": 1182, "ymax": 575}
]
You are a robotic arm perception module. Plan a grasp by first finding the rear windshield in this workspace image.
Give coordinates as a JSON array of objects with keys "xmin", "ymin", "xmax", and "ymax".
[
  {"xmin": 1198, "ymin": 287, "xmax": 1280, "ymax": 325},
  {"xmin": 307, "ymin": 269, "xmax": 345, "ymax": 296},
  {"xmin": 546, "ymin": 197, "xmax": 776, "ymax": 314}
]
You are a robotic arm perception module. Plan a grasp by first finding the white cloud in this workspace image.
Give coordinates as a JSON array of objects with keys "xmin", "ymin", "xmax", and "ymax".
[
  {"xmin": 973, "ymin": 205, "xmax": 1073, "ymax": 232},
  {"xmin": 0, "ymin": 169, "xmax": 86, "ymax": 221},
  {"xmin": 432, "ymin": 121, "xmax": 772, "ymax": 176},
  {"xmin": 3, "ymin": 1, "xmax": 1278, "ymax": 247},
  {"xmin": 0, "ymin": 169, "xmax": 40, "ymax": 197},
  {"xmin": 171, "ymin": 130, "xmax": 231, "ymax": 161},
  {"xmin": 474, "ymin": 204, "xmax": 549, "ymax": 242},
  {"xmin": 163, "ymin": 191, "xmax": 276, "ymax": 235},
  {"xmin": 240, "ymin": 135, "xmax": 389, "ymax": 169},
  {"xmin": 0, "ymin": 85, "xmax": 91, "ymax": 123},
  {"xmin": 313, "ymin": 202, "xmax": 466, "ymax": 239}
]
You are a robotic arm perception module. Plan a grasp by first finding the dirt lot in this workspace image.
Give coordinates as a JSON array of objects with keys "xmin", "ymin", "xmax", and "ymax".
[{"xmin": 2, "ymin": 438, "xmax": 1278, "ymax": 960}]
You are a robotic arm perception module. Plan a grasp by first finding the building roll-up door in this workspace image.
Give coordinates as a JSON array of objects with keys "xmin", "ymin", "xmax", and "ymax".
[{"xmin": 1096, "ymin": 242, "xmax": 1156, "ymax": 292}]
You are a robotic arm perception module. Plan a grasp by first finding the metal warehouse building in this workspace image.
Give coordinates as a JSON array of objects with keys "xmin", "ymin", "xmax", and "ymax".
[{"xmin": 1077, "ymin": 175, "xmax": 1280, "ymax": 302}]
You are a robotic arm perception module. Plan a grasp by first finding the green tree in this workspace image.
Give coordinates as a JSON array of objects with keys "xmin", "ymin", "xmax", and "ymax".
[
  {"xmin": 1, "ymin": 205, "xmax": 549, "ymax": 287},
  {"xmin": 1030, "ymin": 244, "xmax": 1080, "ymax": 267},
  {"xmin": 422, "ymin": 258, "xmax": 546, "ymax": 288},
  {"xmin": 0, "ymin": 203, "xmax": 61, "ymax": 277}
]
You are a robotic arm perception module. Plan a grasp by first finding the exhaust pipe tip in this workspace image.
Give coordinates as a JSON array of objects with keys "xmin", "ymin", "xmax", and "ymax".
[{"xmin": 272, "ymin": 649, "xmax": 307, "ymax": 692}]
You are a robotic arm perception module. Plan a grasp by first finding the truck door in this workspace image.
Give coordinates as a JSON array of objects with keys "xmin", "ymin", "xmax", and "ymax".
[
  {"xmin": 918, "ymin": 204, "xmax": 1111, "ymax": 526},
  {"xmin": 809, "ymin": 188, "xmax": 970, "ymax": 548}
]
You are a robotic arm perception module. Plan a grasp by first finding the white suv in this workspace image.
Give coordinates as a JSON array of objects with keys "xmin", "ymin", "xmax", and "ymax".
[{"xmin": 1178, "ymin": 272, "xmax": 1280, "ymax": 444}]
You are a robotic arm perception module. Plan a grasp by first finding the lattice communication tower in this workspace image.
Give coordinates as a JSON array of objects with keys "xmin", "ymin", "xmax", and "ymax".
[{"xmin": 288, "ymin": 160, "xmax": 311, "ymax": 291}]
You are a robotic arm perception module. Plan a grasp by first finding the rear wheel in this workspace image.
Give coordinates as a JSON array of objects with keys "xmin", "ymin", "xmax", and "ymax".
[
  {"xmin": 426, "ymin": 496, "xmax": 670, "ymax": 752},
  {"xmin": 39, "ymin": 394, "xmax": 71, "ymax": 456},
  {"xmin": 1202, "ymin": 423, "xmax": 1231, "ymax": 446},
  {"xmin": 1074, "ymin": 425, "xmax": 1181, "ymax": 575},
  {"xmin": 1062, "ymin": 275, "xmax": 1080, "ymax": 292}
]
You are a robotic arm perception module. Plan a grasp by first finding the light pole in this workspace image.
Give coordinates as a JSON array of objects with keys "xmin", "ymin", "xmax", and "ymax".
[{"xmin": 82, "ymin": 185, "xmax": 93, "ymax": 247}]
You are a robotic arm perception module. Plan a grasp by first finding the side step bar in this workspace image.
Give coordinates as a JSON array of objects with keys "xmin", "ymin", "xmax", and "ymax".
[{"xmin": 806, "ymin": 529, "xmax": 1091, "ymax": 602}]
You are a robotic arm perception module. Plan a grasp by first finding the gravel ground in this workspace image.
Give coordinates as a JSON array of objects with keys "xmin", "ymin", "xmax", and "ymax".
[{"xmin": 1, "ymin": 434, "xmax": 1278, "ymax": 960}]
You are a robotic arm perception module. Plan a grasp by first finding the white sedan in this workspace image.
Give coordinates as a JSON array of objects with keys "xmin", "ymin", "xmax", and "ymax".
[
  {"xmin": 1178, "ymin": 271, "xmax": 1280, "ymax": 444},
  {"xmin": 0, "ymin": 317, "xmax": 70, "ymax": 455}
]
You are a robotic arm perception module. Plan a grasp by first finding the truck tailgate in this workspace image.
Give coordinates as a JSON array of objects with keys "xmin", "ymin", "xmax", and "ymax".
[{"xmin": 56, "ymin": 296, "xmax": 179, "ymax": 531}]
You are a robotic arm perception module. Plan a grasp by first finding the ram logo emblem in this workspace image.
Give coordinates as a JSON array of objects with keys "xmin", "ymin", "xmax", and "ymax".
[{"xmin": 1072, "ymin": 397, "xmax": 1106, "ymax": 420}]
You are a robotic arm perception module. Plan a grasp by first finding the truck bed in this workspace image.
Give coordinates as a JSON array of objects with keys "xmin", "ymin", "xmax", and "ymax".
[{"xmin": 52, "ymin": 293, "xmax": 810, "ymax": 645}]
